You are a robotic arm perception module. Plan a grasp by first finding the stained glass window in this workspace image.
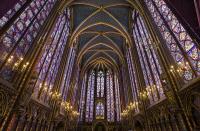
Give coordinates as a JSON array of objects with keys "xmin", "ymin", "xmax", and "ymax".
[
  {"xmin": 72, "ymin": 68, "xmax": 80, "ymax": 105},
  {"xmin": 32, "ymin": 10, "xmax": 70, "ymax": 102},
  {"xmin": 63, "ymin": 48, "xmax": 76, "ymax": 101},
  {"xmin": 0, "ymin": 0, "xmax": 26, "ymax": 27},
  {"xmin": 85, "ymin": 70, "xmax": 95, "ymax": 122},
  {"xmin": 106, "ymin": 70, "xmax": 115, "ymax": 122},
  {"xmin": 80, "ymin": 69, "xmax": 121, "ymax": 122},
  {"xmin": 96, "ymin": 102, "xmax": 104, "ymax": 119},
  {"xmin": 126, "ymin": 48, "xmax": 139, "ymax": 112},
  {"xmin": 144, "ymin": 0, "xmax": 200, "ymax": 82},
  {"xmin": 0, "ymin": 0, "xmax": 57, "ymax": 81},
  {"xmin": 97, "ymin": 71, "xmax": 104, "ymax": 97},
  {"xmin": 132, "ymin": 11, "xmax": 164, "ymax": 104},
  {"xmin": 79, "ymin": 74, "xmax": 87, "ymax": 121},
  {"xmin": 60, "ymin": 47, "xmax": 73, "ymax": 98},
  {"xmin": 114, "ymin": 74, "xmax": 121, "ymax": 121}
]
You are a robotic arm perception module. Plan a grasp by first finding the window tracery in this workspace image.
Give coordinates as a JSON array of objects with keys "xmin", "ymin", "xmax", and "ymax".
[
  {"xmin": 144, "ymin": 0, "xmax": 200, "ymax": 82},
  {"xmin": 80, "ymin": 69, "xmax": 121, "ymax": 122},
  {"xmin": 97, "ymin": 70, "xmax": 104, "ymax": 97},
  {"xmin": 132, "ymin": 11, "xmax": 164, "ymax": 104},
  {"xmin": 32, "ymin": 10, "xmax": 70, "ymax": 101},
  {"xmin": 85, "ymin": 70, "xmax": 95, "ymax": 122},
  {"xmin": 106, "ymin": 70, "xmax": 115, "ymax": 122}
]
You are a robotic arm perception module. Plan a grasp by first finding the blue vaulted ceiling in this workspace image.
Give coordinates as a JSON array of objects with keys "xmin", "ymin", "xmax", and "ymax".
[{"xmin": 69, "ymin": 0, "xmax": 132, "ymax": 70}]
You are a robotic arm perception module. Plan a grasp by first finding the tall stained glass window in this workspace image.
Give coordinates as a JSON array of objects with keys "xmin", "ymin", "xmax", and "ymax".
[
  {"xmin": 132, "ymin": 10, "xmax": 164, "ymax": 104},
  {"xmin": 0, "ymin": 0, "xmax": 57, "ymax": 81},
  {"xmin": 126, "ymin": 48, "xmax": 139, "ymax": 112},
  {"xmin": 97, "ymin": 71, "xmax": 104, "ymax": 97},
  {"xmin": 32, "ymin": 9, "xmax": 70, "ymax": 102},
  {"xmin": 80, "ymin": 69, "xmax": 121, "ymax": 122},
  {"xmin": 60, "ymin": 47, "xmax": 76, "ymax": 101},
  {"xmin": 114, "ymin": 74, "xmax": 121, "ymax": 121},
  {"xmin": 144, "ymin": 0, "xmax": 200, "ymax": 82},
  {"xmin": 85, "ymin": 70, "xmax": 95, "ymax": 122},
  {"xmin": 0, "ymin": 0, "xmax": 26, "ymax": 27},
  {"xmin": 106, "ymin": 70, "xmax": 114, "ymax": 122}
]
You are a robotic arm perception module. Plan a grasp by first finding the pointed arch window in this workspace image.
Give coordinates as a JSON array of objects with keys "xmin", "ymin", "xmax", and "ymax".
[
  {"xmin": 79, "ymin": 69, "xmax": 121, "ymax": 122},
  {"xmin": 144, "ymin": 0, "xmax": 200, "ymax": 82}
]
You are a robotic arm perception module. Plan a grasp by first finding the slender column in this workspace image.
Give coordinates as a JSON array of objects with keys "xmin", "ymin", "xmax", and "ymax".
[
  {"xmin": 38, "ymin": 18, "xmax": 68, "ymax": 99},
  {"xmin": 104, "ymin": 69, "xmax": 107, "ymax": 120},
  {"xmin": 112, "ymin": 70, "xmax": 117, "ymax": 122},
  {"xmin": 0, "ymin": 7, "xmax": 59, "ymax": 131},
  {"xmin": 13, "ymin": 3, "xmax": 61, "ymax": 86},
  {"xmin": 93, "ymin": 69, "xmax": 97, "ymax": 120},
  {"xmin": 83, "ymin": 70, "xmax": 90, "ymax": 122},
  {"xmin": 128, "ymin": 30, "xmax": 150, "ymax": 129},
  {"xmin": 0, "ymin": 1, "xmax": 64, "ymax": 130},
  {"xmin": 141, "ymin": 2, "xmax": 193, "ymax": 130}
]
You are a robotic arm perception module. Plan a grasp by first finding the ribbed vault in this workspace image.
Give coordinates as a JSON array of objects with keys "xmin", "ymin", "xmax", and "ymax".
[{"xmin": 68, "ymin": 0, "xmax": 133, "ymax": 71}]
